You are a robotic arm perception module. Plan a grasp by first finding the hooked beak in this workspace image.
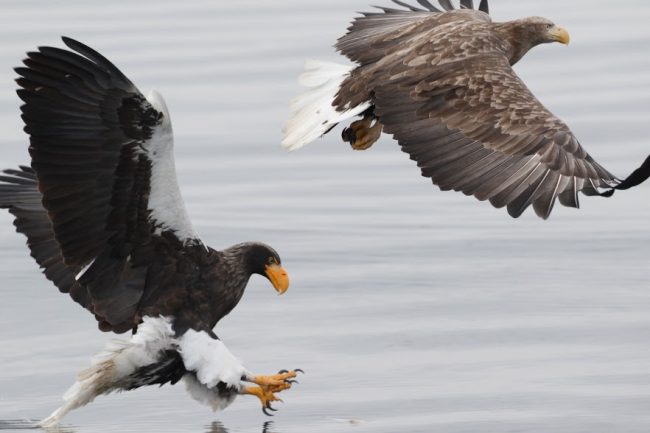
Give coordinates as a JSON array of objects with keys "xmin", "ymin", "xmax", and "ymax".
[
  {"xmin": 265, "ymin": 264, "xmax": 289, "ymax": 295},
  {"xmin": 549, "ymin": 25, "xmax": 570, "ymax": 45}
]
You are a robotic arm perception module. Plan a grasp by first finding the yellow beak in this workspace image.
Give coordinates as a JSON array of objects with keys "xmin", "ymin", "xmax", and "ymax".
[
  {"xmin": 549, "ymin": 25, "xmax": 570, "ymax": 45},
  {"xmin": 265, "ymin": 264, "xmax": 289, "ymax": 295}
]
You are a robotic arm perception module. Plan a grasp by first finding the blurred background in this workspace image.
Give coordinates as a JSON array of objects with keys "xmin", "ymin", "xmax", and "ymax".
[{"xmin": 0, "ymin": 1, "xmax": 649, "ymax": 432}]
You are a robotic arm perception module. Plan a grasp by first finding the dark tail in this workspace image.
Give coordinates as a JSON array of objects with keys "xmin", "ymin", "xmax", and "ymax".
[
  {"xmin": 599, "ymin": 155, "xmax": 650, "ymax": 197},
  {"xmin": 127, "ymin": 350, "xmax": 187, "ymax": 390}
]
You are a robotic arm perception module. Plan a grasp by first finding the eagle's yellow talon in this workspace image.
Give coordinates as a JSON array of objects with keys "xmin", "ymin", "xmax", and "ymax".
[
  {"xmin": 242, "ymin": 369, "xmax": 302, "ymax": 415},
  {"xmin": 243, "ymin": 386, "xmax": 280, "ymax": 404},
  {"xmin": 251, "ymin": 370, "xmax": 299, "ymax": 387},
  {"xmin": 242, "ymin": 385, "xmax": 288, "ymax": 416}
]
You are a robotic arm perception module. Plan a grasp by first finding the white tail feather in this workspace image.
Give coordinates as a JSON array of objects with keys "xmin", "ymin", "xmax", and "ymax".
[
  {"xmin": 39, "ymin": 317, "xmax": 175, "ymax": 428},
  {"xmin": 282, "ymin": 60, "xmax": 371, "ymax": 151}
]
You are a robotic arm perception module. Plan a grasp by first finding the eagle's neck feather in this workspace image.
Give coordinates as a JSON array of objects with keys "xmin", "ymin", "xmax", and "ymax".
[{"xmin": 492, "ymin": 19, "xmax": 541, "ymax": 66}]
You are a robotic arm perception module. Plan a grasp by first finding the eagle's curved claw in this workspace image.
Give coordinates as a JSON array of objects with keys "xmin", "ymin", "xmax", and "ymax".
[
  {"xmin": 262, "ymin": 406, "xmax": 275, "ymax": 417},
  {"xmin": 294, "ymin": 368, "xmax": 304, "ymax": 374},
  {"xmin": 243, "ymin": 385, "xmax": 286, "ymax": 415},
  {"xmin": 263, "ymin": 400, "xmax": 283, "ymax": 416},
  {"xmin": 286, "ymin": 379, "xmax": 298, "ymax": 384}
]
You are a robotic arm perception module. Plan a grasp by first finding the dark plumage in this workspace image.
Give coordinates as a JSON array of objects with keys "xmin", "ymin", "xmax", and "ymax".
[
  {"xmin": 283, "ymin": 0, "xmax": 650, "ymax": 219},
  {"xmin": 0, "ymin": 37, "xmax": 297, "ymax": 426}
]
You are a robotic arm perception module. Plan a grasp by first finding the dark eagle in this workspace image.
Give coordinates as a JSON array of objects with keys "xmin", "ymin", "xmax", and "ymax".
[
  {"xmin": 0, "ymin": 37, "xmax": 300, "ymax": 426},
  {"xmin": 283, "ymin": 0, "xmax": 650, "ymax": 219}
]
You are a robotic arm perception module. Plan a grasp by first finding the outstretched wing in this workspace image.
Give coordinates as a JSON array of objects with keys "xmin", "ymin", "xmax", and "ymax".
[
  {"xmin": 337, "ymin": 0, "xmax": 489, "ymax": 65},
  {"xmin": 0, "ymin": 166, "xmax": 89, "ymax": 308},
  {"xmin": 373, "ymin": 53, "xmax": 616, "ymax": 218},
  {"xmin": 336, "ymin": 1, "xmax": 623, "ymax": 218},
  {"xmin": 8, "ymin": 37, "xmax": 201, "ymax": 332}
]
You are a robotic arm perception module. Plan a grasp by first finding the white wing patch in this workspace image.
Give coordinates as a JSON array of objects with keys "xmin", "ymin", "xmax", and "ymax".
[
  {"xmin": 143, "ymin": 90, "xmax": 200, "ymax": 244},
  {"xmin": 282, "ymin": 60, "xmax": 371, "ymax": 151}
]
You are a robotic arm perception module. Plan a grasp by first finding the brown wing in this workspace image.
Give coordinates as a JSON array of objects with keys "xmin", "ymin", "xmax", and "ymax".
[
  {"xmin": 375, "ymin": 53, "xmax": 616, "ymax": 218},
  {"xmin": 336, "ymin": 3, "xmax": 618, "ymax": 218},
  {"xmin": 337, "ymin": 2, "xmax": 490, "ymax": 66}
]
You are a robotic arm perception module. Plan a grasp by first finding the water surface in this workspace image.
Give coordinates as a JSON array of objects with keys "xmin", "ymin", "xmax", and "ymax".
[{"xmin": 0, "ymin": 1, "xmax": 649, "ymax": 432}]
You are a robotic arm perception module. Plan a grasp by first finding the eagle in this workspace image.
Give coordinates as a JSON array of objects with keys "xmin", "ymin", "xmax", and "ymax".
[
  {"xmin": 282, "ymin": 0, "xmax": 650, "ymax": 219},
  {"xmin": 0, "ymin": 37, "xmax": 301, "ymax": 426}
]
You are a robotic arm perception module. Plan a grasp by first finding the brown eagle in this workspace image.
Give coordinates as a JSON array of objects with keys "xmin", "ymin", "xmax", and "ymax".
[
  {"xmin": 0, "ymin": 37, "xmax": 300, "ymax": 426},
  {"xmin": 283, "ymin": 0, "xmax": 650, "ymax": 219}
]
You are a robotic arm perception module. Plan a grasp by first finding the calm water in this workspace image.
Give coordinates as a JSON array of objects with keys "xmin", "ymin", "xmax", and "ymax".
[{"xmin": 0, "ymin": 1, "xmax": 649, "ymax": 432}]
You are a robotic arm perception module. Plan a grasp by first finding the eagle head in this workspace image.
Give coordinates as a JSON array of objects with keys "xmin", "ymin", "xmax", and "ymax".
[
  {"xmin": 246, "ymin": 243, "xmax": 290, "ymax": 295},
  {"xmin": 527, "ymin": 17, "xmax": 570, "ymax": 46}
]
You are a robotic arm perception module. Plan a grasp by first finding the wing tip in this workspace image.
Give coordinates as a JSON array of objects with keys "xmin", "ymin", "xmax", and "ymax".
[{"xmin": 60, "ymin": 35, "xmax": 84, "ymax": 53}]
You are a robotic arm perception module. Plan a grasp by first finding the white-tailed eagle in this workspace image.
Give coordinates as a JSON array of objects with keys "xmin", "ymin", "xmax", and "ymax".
[
  {"xmin": 0, "ymin": 37, "xmax": 301, "ymax": 426},
  {"xmin": 283, "ymin": 0, "xmax": 650, "ymax": 219}
]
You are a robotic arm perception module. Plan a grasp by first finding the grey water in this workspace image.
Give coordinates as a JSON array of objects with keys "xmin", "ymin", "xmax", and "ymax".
[{"xmin": 0, "ymin": 1, "xmax": 649, "ymax": 432}]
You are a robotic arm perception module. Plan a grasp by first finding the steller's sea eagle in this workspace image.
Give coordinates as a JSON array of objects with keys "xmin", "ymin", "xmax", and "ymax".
[
  {"xmin": 282, "ymin": 0, "xmax": 650, "ymax": 219},
  {"xmin": 0, "ymin": 37, "xmax": 301, "ymax": 426}
]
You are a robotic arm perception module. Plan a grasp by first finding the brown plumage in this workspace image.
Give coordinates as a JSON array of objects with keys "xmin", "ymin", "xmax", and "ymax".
[{"xmin": 283, "ymin": 0, "xmax": 650, "ymax": 219}]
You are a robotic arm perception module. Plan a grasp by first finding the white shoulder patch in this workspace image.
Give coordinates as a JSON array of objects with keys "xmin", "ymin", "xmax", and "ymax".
[{"xmin": 143, "ymin": 90, "xmax": 201, "ymax": 244}]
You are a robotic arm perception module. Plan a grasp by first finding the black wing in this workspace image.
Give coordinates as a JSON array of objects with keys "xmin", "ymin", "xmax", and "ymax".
[
  {"xmin": 6, "ymin": 37, "xmax": 201, "ymax": 332},
  {"xmin": 0, "ymin": 166, "xmax": 88, "ymax": 308}
]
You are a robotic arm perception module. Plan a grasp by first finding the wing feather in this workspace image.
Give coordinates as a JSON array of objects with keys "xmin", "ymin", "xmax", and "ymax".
[
  {"xmin": 392, "ymin": 0, "xmax": 428, "ymax": 12},
  {"xmin": 336, "ymin": 9, "xmax": 618, "ymax": 218},
  {"xmin": 416, "ymin": 0, "xmax": 441, "ymax": 12},
  {"xmin": 9, "ymin": 37, "xmax": 200, "ymax": 332},
  {"xmin": 0, "ymin": 167, "xmax": 89, "ymax": 308},
  {"xmin": 460, "ymin": 0, "xmax": 474, "ymax": 9},
  {"xmin": 437, "ymin": 0, "xmax": 454, "ymax": 11}
]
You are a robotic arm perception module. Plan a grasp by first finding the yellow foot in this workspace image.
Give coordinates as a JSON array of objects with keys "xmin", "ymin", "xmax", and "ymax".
[
  {"xmin": 250, "ymin": 369, "xmax": 303, "ymax": 387},
  {"xmin": 342, "ymin": 116, "xmax": 383, "ymax": 150},
  {"xmin": 242, "ymin": 383, "xmax": 289, "ymax": 416},
  {"xmin": 243, "ymin": 369, "xmax": 303, "ymax": 416}
]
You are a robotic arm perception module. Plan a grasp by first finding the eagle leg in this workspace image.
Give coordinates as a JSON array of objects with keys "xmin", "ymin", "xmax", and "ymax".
[{"xmin": 342, "ymin": 114, "xmax": 384, "ymax": 151}]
